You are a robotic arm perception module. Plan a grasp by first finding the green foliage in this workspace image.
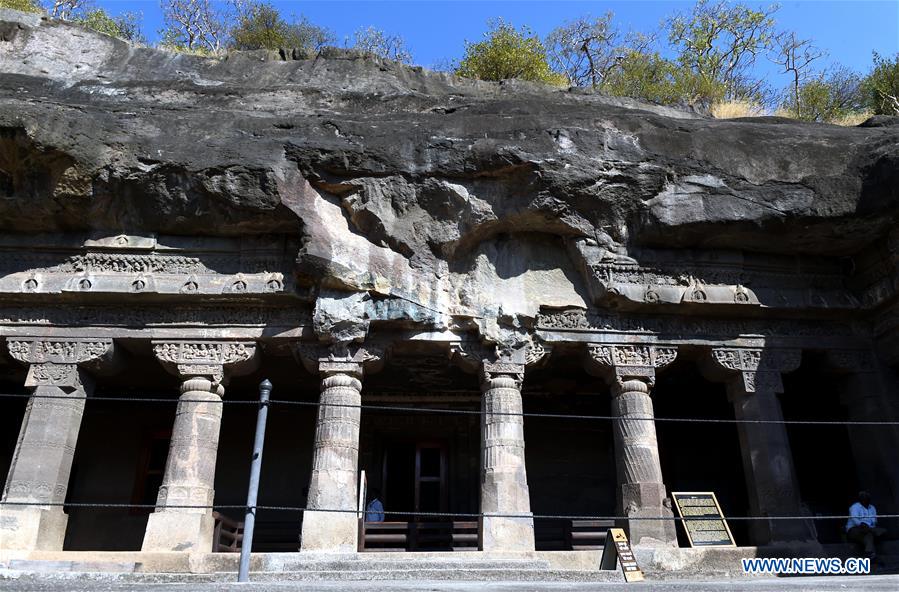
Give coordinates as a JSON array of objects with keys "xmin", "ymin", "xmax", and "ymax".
[
  {"xmin": 862, "ymin": 53, "xmax": 899, "ymax": 116},
  {"xmin": 668, "ymin": 0, "xmax": 777, "ymax": 102},
  {"xmin": 456, "ymin": 19, "xmax": 567, "ymax": 86},
  {"xmin": 75, "ymin": 9, "xmax": 143, "ymax": 42},
  {"xmin": 351, "ymin": 26, "xmax": 412, "ymax": 63},
  {"xmin": 600, "ymin": 49, "xmax": 724, "ymax": 107},
  {"xmin": 231, "ymin": 2, "xmax": 333, "ymax": 52},
  {"xmin": 0, "ymin": 0, "xmax": 43, "ymax": 13},
  {"xmin": 780, "ymin": 67, "xmax": 863, "ymax": 123}
]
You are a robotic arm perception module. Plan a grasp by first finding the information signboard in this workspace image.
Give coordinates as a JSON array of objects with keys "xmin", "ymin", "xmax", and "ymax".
[
  {"xmin": 671, "ymin": 491, "xmax": 736, "ymax": 547},
  {"xmin": 599, "ymin": 527, "xmax": 645, "ymax": 582}
]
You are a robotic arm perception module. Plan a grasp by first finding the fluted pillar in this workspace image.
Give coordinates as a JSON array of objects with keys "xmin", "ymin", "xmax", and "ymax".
[
  {"xmin": 587, "ymin": 344, "xmax": 678, "ymax": 546},
  {"xmin": 479, "ymin": 361, "xmax": 534, "ymax": 551},
  {"xmin": 142, "ymin": 341, "xmax": 256, "ymax": 552},
  {"xmin": 142, "ymin": 377, "xmax": 225, "ymax": 552},
  {"xmin": 300, "ymin": 361, "xmax": 363, "ymax": 552},
  {"xmin": 828, "ymin": 351, "xmax": 899, "ymax": 526},
  {"xmin": 1, "ymin": 339, "xmax": 112, "ymax": 551},
  {"xmin": 710, "ymin": 347, "xmax": 814, "ymax": 545}
]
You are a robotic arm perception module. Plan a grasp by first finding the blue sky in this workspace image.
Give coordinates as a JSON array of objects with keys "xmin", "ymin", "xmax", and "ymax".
[{"xmin": 95, "ymin": 0, "xmax": 897, "ymax": 80}]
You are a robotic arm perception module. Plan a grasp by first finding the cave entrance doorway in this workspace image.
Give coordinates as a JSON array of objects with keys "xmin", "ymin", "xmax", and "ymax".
[{"xmin": 364, "ymin": 438, "xmax": 468, "ymax": 551}]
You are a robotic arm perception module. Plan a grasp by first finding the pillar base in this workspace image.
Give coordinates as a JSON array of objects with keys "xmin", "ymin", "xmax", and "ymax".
[
  {"xmin": 626, "ymin": 506, "xmax": 677, "ymax": 547},
  {"xmin": 141, "ymin": 511, "xmax": 214, "ymax": 553},
  {"xmin": 0, "ymin": 506, "xmax": 68, "ymax": 551},
  {"xmin": 481, "ymin": 513, "xmax": 535, "ymax": 552},
  {"xmin": 300, "ymin": 510, "xmax": 358, "ymax": 552},
  {"xmin": 620, "ymin": 482, "xmax": 677, "ymax": 547}
]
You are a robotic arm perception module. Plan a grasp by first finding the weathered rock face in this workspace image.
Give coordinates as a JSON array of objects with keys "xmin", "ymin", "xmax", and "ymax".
[{"xmin": 1, "ymin": 10, "xmax": 898, "ymax": 343}]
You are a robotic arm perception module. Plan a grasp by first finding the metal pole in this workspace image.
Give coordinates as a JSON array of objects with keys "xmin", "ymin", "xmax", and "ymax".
[{"xmin": 238, "ymin": 379, "xmax": 271, "ymax": 583}]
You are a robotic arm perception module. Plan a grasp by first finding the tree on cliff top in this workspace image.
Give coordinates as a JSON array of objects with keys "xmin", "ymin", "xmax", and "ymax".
[
  {"xmin": 350, "ymin": 26, "xmax": 412, "ymax": 63},
  {"xmin": 668, "ymin": 0, "xmax": 779, "ymax": 102},
  {"xmin": 160, "ymin": 0, "xmax": 228, "ymax": 54},
  {"xmin": 456, "ymin": 19, "xmax": 567, "ymax": 85},
  {"xmin": 863, "ymin": 53, "xmax": 899, "ymax": 116},
  {"xmin": 0, "ymin": 0, "xmax": 43, "ymax": 14},
  {"xmin": 230, "ymin": 1, "xmax": 333, "ymax": 52}
]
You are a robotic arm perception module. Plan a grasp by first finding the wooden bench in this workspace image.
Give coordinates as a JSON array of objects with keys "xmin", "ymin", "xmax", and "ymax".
[
  {"xmin": 212, "ymin": 511, "xmax": 243, "ymax": 552},
  {"xmin": 567, "ymin": 519, "xmax": 616, "ymax": 550},
  {"xmin": 361, "ymin": 521, "xmax": 478, "ymax": 551}
]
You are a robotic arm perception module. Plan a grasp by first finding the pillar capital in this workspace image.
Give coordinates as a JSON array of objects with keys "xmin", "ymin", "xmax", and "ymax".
[
  {"xmin": 7, "ymin": 338, "xmax": 114, "ymax": 390},
  {"xmin": 708, "ymin": 347, "xmax": 800, "ymax": 396},
  {"xmin": 291, "ymin": 341, "xmax": 383, "ymax": 376},
  {"xmin": 479, "ymin": 360, "xmax": 525, "ymax": 390},
  {"xmin": 152, "ymin": 340, "xmax": 257, "ymax": 383},
  {"xmin": 586, "ymin": 344, "xmax": 677, "ymax": 388},
  {"xmin": 450, "ymin": 336, "xmax": 550, "ymax": 377}
]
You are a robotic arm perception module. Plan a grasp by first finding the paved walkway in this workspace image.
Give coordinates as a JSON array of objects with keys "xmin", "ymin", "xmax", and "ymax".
[{"xmin": 2, "ymin": 576, "xmax": 899, "ymax": 591}]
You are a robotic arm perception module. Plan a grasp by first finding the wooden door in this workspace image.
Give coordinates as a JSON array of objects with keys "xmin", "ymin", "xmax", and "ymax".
[{"xmin": 414, "ymin": 441, "xmax": 447, "ymax": 517}]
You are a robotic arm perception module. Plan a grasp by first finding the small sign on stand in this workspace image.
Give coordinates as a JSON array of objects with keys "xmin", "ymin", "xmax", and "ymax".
[
  {"xmin": 671, "ymin": 492, "xmax": 736, "ymax": 548},
  {"xmin": 599, "ymin": 527, "xmax": 645, "ymax": 582}
]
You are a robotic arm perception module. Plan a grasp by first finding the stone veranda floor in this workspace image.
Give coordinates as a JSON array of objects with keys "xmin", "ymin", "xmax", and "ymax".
[{"xmin": 1, "ymin": 576, "xmax": 899, "ymax": 591}]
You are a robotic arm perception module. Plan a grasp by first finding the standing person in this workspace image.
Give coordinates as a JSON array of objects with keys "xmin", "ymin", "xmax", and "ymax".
[
  {"xmin": 366, "ymin": 488, "xmax": 385, "ymax": 523},
  {"xmin": 846, "ymin": 491, "xmax": 887, "ymax": 561}
]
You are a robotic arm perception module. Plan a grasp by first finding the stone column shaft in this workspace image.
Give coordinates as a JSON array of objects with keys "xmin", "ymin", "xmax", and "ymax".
[
  {"xmin": 479, "ymin": 363, "xmax": 534, "ymax": 552},
  {"xmin": 141, "ymin": 377, "xmax": 224, "ymax": 552},
  {"xmin": 611, "ymin": 377, "xmax": 676, "ymax": 546},
  {"xmin": 842, "ymin": 372, "xmax": 899, "ymax": 517},
  {"xmin": 2, "ymin": 339, "xmax": 112, "ymax": 552},
  {"xmin": 300, "ymin": 364, "xmax": 363, "ymax": 552},
  {"xmin": 728, "ymin": 375, "xmax": 812, "ymax": 544},
  {"xmin": 587, "ymin": 344, "xmax": 677, "ymax": 547},
  {"xmin": 1, "ymin": 376, "xmax": 87, "ymax": 551},
  {"xmin": 710, "ymin": 347, "xmax": 813, "ymax": 545}
]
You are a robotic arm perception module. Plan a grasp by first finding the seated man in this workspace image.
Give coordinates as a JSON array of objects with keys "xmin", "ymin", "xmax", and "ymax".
[
  {"xmin": 846, "ymin": 491, "xmax": 886, "ymax": 560},
  {"xmin": 365, "ymin": 488, "xmax": 385, "ymax": 523}
]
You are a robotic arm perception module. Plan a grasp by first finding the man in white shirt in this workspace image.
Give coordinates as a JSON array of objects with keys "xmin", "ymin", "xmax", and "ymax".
[{"xmin": 846, "ymin": 491, "xmax": 886, "ymax": 559}]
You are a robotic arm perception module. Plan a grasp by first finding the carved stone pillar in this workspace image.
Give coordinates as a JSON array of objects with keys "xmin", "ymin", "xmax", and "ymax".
[
  {"xmin": 1, "ymin": 339, "xmax": 113, "ymax": 551},
  {"xmin": 828, "ymin": 350, "xmax": 899, "ymax": 521},
  {"xmin": 709, "ymin": 347, "xmax": 814, "ymax": 544},
  {"xmin": 587, "ymin": 344, "xmax": 678, "ymax": 546},
  {"xmin": 301, "ymin": 360, "xmax": 363, "ymax": 552},
  {"xmin": 479, "ymin": 360, "xmax": 535, "ymax": 552},
  {"xmin": 293, "ymin": 344, "xmax": 381, "ymax": 553},
  {"xmin": 142, "ymin": 341, "xmax": 256, "ymax": 553}
]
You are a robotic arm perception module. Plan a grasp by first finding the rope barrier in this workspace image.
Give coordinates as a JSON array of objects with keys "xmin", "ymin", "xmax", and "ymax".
[
  {"xmin": 1, "ymin": 391, "xmax": 896, "ymax": 426},
  {"xmin": 0, "ymin": 500, "xmax": 890, "ymax": 522}
]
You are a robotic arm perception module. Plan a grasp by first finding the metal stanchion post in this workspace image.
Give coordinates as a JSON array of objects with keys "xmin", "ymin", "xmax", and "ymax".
[{"xmin": 238, "ymin": 379, "xmax": 272, "ymax": 582}]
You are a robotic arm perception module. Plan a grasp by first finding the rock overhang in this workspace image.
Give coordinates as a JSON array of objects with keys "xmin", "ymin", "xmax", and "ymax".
[{"xmin": 1, "ymin": 9, "xmax": 898, "ymax": 344}]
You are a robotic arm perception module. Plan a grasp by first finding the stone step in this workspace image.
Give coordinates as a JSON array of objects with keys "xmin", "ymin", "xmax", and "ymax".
[
  {"xmin": 226, "ymin": 558, "xmax": 555, "ymax": 572},
  {"xmin": 6, "ymin": 560, "xmax": 138, "ymax": 573},
  {"xmin": 0, "ymin": 568, "xmax": 624, "ymax": 583}
]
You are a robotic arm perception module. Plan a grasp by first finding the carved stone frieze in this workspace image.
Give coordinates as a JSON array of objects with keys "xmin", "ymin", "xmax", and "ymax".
[
  {"xmin": 0, "ymin": 234, "xmax": 297, "ymax": 298},
  {"xmin": 536, "ymin": 308, "xmax": 858, "ymax": 338},
  {"xmin": 24, "ymin": 362, "xmax": 86, "ymax": 388},
  {"xmin": 710, "ymin": 347, "xmax": 800, "ymax": 373},
  {"xmin": 152, "ymin": 340, "xmax": 257, "ymax": 382},
  {"xmin": 584, "ymin": 251, "xmax": 851, "ymax": 310},
  {"xmin": 0, "ymin": 305, "xmax": 312, "ymax": 328},
  {"xmin": 524, "ymin": 339, "xmax": 551, "ymax": 368},
  {"xmin": 586, "ymin": 344, "xmax": 678, "ymax": 385},
  {"xmin": 7, "ymin": 339, "xmax": 113, "ymax": 365},
  {"xmin": 708, "ymin": 347, "xmax": 801, "ymax": 395}
]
